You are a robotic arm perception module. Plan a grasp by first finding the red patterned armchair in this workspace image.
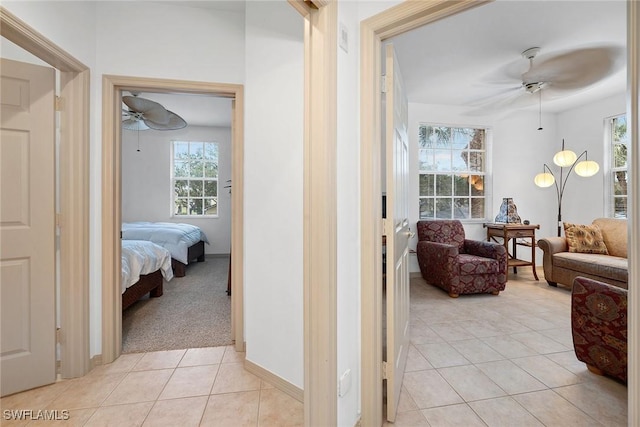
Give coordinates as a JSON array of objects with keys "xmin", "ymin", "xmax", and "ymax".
[
  {"xmin": 571, "ymin": 276, "xmax": 627, "ymax": 383},
  {"xmin": 416, "ymin": 220, "xmax": 507, "ymax": 298}
]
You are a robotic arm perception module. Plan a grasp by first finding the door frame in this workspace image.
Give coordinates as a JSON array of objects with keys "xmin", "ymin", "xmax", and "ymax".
[
  {"xmin": 288, "ymin": 1, "xmax": 338, "ymax": 425},
  {"xmin": 360, "ymin": 1, "xmax": 640, "ymax": 424},
  {"xmin": 627, "ymin": 1, "xmax": 640, "ymax": 423},
  {"xmin": 101, "ymin": 75, "xmax": 245, "ymax": 363},
  {"xmin": 359, "ymin": 3, "xmax": 492, "ymax": 423},
  {"xmin": 0, "ymin": 6, "xmax": 90, "ymax": 379}
]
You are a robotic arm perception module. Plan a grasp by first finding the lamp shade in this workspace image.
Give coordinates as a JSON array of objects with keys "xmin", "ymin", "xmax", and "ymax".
[
  {"xmin": 534, "ymin": 172, "xmax": 555, "ymax": 188},
  {"xmin": 553, "ymin": 149, "xmax": 577, "ymax": 167},
  {"xmin": 574, "ymin": 160, "xmax": 600, "ymax": 177}
]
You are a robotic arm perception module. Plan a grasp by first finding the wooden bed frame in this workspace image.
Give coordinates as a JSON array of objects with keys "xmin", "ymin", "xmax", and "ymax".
[
  {"xmin": 171, "ymin": 240, "xmax": 206, "ymax": 277},
  {"xmin": 122, "ymin": 269, "xmax": 163, "ymax": 310}
]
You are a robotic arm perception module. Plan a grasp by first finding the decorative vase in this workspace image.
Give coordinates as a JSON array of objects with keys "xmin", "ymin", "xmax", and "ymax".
[{"xmin": 495, "ymin": 198, "xmax": 521, "ymax": 223}]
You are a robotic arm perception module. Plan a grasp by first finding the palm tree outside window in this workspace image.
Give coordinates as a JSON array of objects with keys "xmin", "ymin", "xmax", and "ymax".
[
  {"xmin": 418, "ymin": 124, "xmax": 489, "ymax": 220},
  {"xmin": 608, "ymin": 115, "xmax": 628, "ymax": 218}
]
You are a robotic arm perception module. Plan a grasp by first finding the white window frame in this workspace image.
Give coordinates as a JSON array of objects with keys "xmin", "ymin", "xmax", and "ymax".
[
  {"xmin": 417, "ymin": 123, "xmax": 492, "ymax": 222},
  {"xmin": 171, "ymin": 140, "xmax": 219, "ymax": 218},
  {"xmin": 604, "ymin": 113, "xmax": 628, "ymax": 218}
]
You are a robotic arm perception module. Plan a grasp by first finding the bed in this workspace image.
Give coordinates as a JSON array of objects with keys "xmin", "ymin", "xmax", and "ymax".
[
  {"xmin": 121, "ymin": 240, "xmax": 174, "ymax": 310},
  {"xmin": 121, "ymin": 222, "xmax": 209, "ymax": 277}
]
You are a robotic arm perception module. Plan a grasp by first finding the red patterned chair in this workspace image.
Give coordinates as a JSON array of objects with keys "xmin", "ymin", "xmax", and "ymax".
[
  {"xmin": 416, "ymin": 220, "xmax": 507, "ymax": 298},
  {"xmin": 571, "ymin": 276, "xmax": 627, "ymax": 383}
]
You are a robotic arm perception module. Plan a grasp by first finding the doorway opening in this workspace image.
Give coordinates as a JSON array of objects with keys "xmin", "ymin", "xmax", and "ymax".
[
  {"xmin": 102, "ymin": 76, "xmax": 245, "ymax": 364},
  {"xmin": 119, "ymin": 91, "xmax": 234, "ymax": 353},
  {"xmin": 360, "ymin": 1, "xmax": 638, "ymax": 425}
]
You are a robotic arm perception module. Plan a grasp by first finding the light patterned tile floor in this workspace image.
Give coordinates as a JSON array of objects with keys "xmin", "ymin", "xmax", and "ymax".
[
  {"xmin": 386, "ymin": 268, "xmax": 628, "ymax": 427},
  {"xmin": 0, "ymin": 346, "xmax": 303, "ymax": 427},
  {"xmin": 1, "ymin": 269, "xmax": 627, "ymax": 426}
]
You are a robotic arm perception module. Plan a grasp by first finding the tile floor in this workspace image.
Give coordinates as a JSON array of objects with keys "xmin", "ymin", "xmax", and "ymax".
[
  {"xmin": 0, "ymin": 346, "xmax": 303, "ymax": 426},
  {"xmin": 386, "ymin": 268, "xmax": 627, "ymax": 427},
  {"xmin": 1, "ymin": 268, "xmax": 627, "ymax": 426}
]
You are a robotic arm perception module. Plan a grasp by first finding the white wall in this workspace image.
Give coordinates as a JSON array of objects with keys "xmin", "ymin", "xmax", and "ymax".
[
  {"xmin": 244, "ymin": 1, "xmax": 304, "ymax": 389},
  {"xmin": 337, "ymin": 1, "xmax": 361, "ymax": 424},
  {"xmin": 121, "ymin": 125, "xmax": 233, "ymax": 255},
  {"xmin": 3, "ymin": 1, "xmax": 246, "ymax": 357},
  {"xmin": 2, "ymin": 1, "xmax": 97, "ymax": 67},
  {"xmin": 93, "ymin": 2, "xmax": 245, "ymax": 357},
  {"xmin": 407, "ymin": 92, "xmax": 626, "ymax": 272},
  {"xmin": 2, "ymin": 0, "xmax": 102, "ymax": 357},
  {"xmin": 557, "ymin": 92, "xmax": 627, "ymax": 224},
  {"xmin": 408, "ymin": 103, "xmax": 559, "ymax": 270},
  {"xmin": 1, "ymin": 38, "xmax": 49, "ymax": 66},
  {"xmin": 491, "ymin": 111, "xmax": 559, "ymax": 245},
  {"xmin": 7, "ymin": 0, "xmax": 306, "ymax": 392},
  {"xmin": 333, "ymin": 2, "xmax": 404, "ymax": 423}
]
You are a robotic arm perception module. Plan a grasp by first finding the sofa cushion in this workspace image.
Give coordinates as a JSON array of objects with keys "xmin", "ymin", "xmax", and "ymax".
[
  {"xmin": 592, "ymin": 218, "xmax": 628, "ymax": 258},
  {"xmin": 563, "ymin": 222, "xmax": 609, "ymax": 254},
  {"xmin": 554, "ymin": 252, "xmax": 628, "ymax": 283}
]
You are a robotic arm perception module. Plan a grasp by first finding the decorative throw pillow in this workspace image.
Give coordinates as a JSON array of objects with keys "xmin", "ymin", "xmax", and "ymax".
[{"xmin": 563, "ymin": 222, "xmax": 609, "ymax": 254}]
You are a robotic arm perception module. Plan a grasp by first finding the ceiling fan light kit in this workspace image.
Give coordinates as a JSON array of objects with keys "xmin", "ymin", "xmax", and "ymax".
[
  {"xmin": 522, "ymin": 47, "xmax": 541, "ymax": 60},
  {"xmin": 122, "ymin": 118, "xmax": 150, "ymax": 131},
  {"xmin": 122, "ymin": 94, "xmax": 187, "ymax": 131}
]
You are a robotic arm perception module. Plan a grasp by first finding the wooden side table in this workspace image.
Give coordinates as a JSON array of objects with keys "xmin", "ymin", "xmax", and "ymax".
[{"xmin": 483, "ymin": 223, "xmax": 540, "ymax": 280}]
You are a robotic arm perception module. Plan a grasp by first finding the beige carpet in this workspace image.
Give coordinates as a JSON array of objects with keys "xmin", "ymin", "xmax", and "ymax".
[{"xmin": 122, "ymin": 255, "xmax": 232, "ymax": 353}]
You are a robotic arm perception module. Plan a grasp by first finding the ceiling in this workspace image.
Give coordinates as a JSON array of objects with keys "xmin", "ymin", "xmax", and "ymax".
[
  {"xmin": 122, "ymin": 92, "xmax": 233, "ymax": 128},
  {"xmin": 161, "ymin": 0, "xmax": 245, "ymax": 14},
  {"xmin": 386, "ymin": 0, "xmax": 627, "ymax": 115},
  {"xmin": 126, "ymin": 1, "xmax": 627, "ymax": 128}
]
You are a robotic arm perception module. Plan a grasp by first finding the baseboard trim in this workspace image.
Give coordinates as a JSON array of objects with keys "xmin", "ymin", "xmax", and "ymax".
[
  {"xmin": 90, "ymin": 354, "xmax": 103, "ymax": 371},
  {"xmin": 244, "ymin": 359, "xmax": 303, "ymax": 403},
  {"xmin": 205, "ymin": 253, "xmax": 231, "ymax": 258}
]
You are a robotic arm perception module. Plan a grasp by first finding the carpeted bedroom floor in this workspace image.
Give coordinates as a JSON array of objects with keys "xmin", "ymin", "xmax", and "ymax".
[{"xmin": 122, "ymin": 255, "xmax": 232, "ymax": 353}]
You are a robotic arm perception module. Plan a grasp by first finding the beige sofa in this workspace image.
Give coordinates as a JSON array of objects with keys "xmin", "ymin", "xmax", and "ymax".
[{"xmin": 537, "ymin": 218, "xmax": 628, "ymax": 289}]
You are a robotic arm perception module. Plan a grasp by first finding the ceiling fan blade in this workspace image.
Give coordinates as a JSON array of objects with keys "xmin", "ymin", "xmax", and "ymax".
[
  {"xmin": 122, "ymin": 118, "xmax": 150, "ymax": 131},
  {"xmin": 122, "ymin": 96, "xmax": 171, "ymax": 125},
  {"xmin": 144, "ymin": 111, "xmax": 187, "ymax": 131},
  {"xmin": 468, "ymin": 85, "xmax": 523, "ymax": 108},
  {"xmin": 464, "ymin": 87, "xmax": 545, "ymax": 116},
  {"xmin": 523, "ymin": 46, "xmax": 624, "ymax": 92},
  {"xmin": 482, "ymin": 59, "xmax": 530, "ymax": 85}
]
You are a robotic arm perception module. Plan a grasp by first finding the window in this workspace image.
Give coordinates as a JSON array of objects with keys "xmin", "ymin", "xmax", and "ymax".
[
  {"xmin": 418, "ymin": 124, "xmax": 487, "ymax": 220},
  {"xmin": 608, "ymin": 114, "xmax": 628, "ymax": 218},
  {"xmin": 172, "ymin": 141, "xmax": 218, "ymax": 216}
]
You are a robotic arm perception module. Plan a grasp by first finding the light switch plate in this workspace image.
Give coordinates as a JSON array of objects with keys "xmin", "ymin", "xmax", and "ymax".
[
  {"xmin": 339, "ymin": 22, "xmax": 348, "ymax": 53},
  {"xmin": 338, "ymin": 368, "xmax": 352, "ymax": 397}
]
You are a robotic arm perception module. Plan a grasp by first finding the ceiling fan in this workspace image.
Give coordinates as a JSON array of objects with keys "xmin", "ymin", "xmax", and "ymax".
[
  {"xmin": 121, "ymin": 93, "xmax": 187, "ymax": 131},
  {"xmin": 469, "ymin": 45, "xmax": 624, "ymax": 114}
]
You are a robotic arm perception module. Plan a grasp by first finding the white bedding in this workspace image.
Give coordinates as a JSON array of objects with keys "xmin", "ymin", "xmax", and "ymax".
[
  {"xmin": 121, "ymin": 240, "xmax": 174, "ymax": 294},
  {"xmin": 121, "ymin": 222, "xmax": 209, "ymax": 264}
]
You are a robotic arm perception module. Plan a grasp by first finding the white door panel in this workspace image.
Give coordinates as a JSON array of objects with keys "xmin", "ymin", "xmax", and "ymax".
[
  {"xmin": 384, "ymin": 44, "xmax": 411, "ymax": 422},
  {"xmin": 1, "ymin": 58, "xmax": 56, "ymax": 396}
]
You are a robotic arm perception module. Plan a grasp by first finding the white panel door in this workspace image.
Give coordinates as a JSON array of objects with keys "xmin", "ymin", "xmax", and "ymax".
[
  {"xmin": 384, "ymin": 44, "xmax": 411, "ymax": 422},
  {"xmin": 1, "ymin": 58, "xmax": 56, "ymax": 396}
]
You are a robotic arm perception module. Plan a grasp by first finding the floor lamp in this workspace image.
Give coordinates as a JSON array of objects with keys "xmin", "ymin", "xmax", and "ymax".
[{"xmin": 534, "ymin": 139, "xmax": 600, "ymax": 236}]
